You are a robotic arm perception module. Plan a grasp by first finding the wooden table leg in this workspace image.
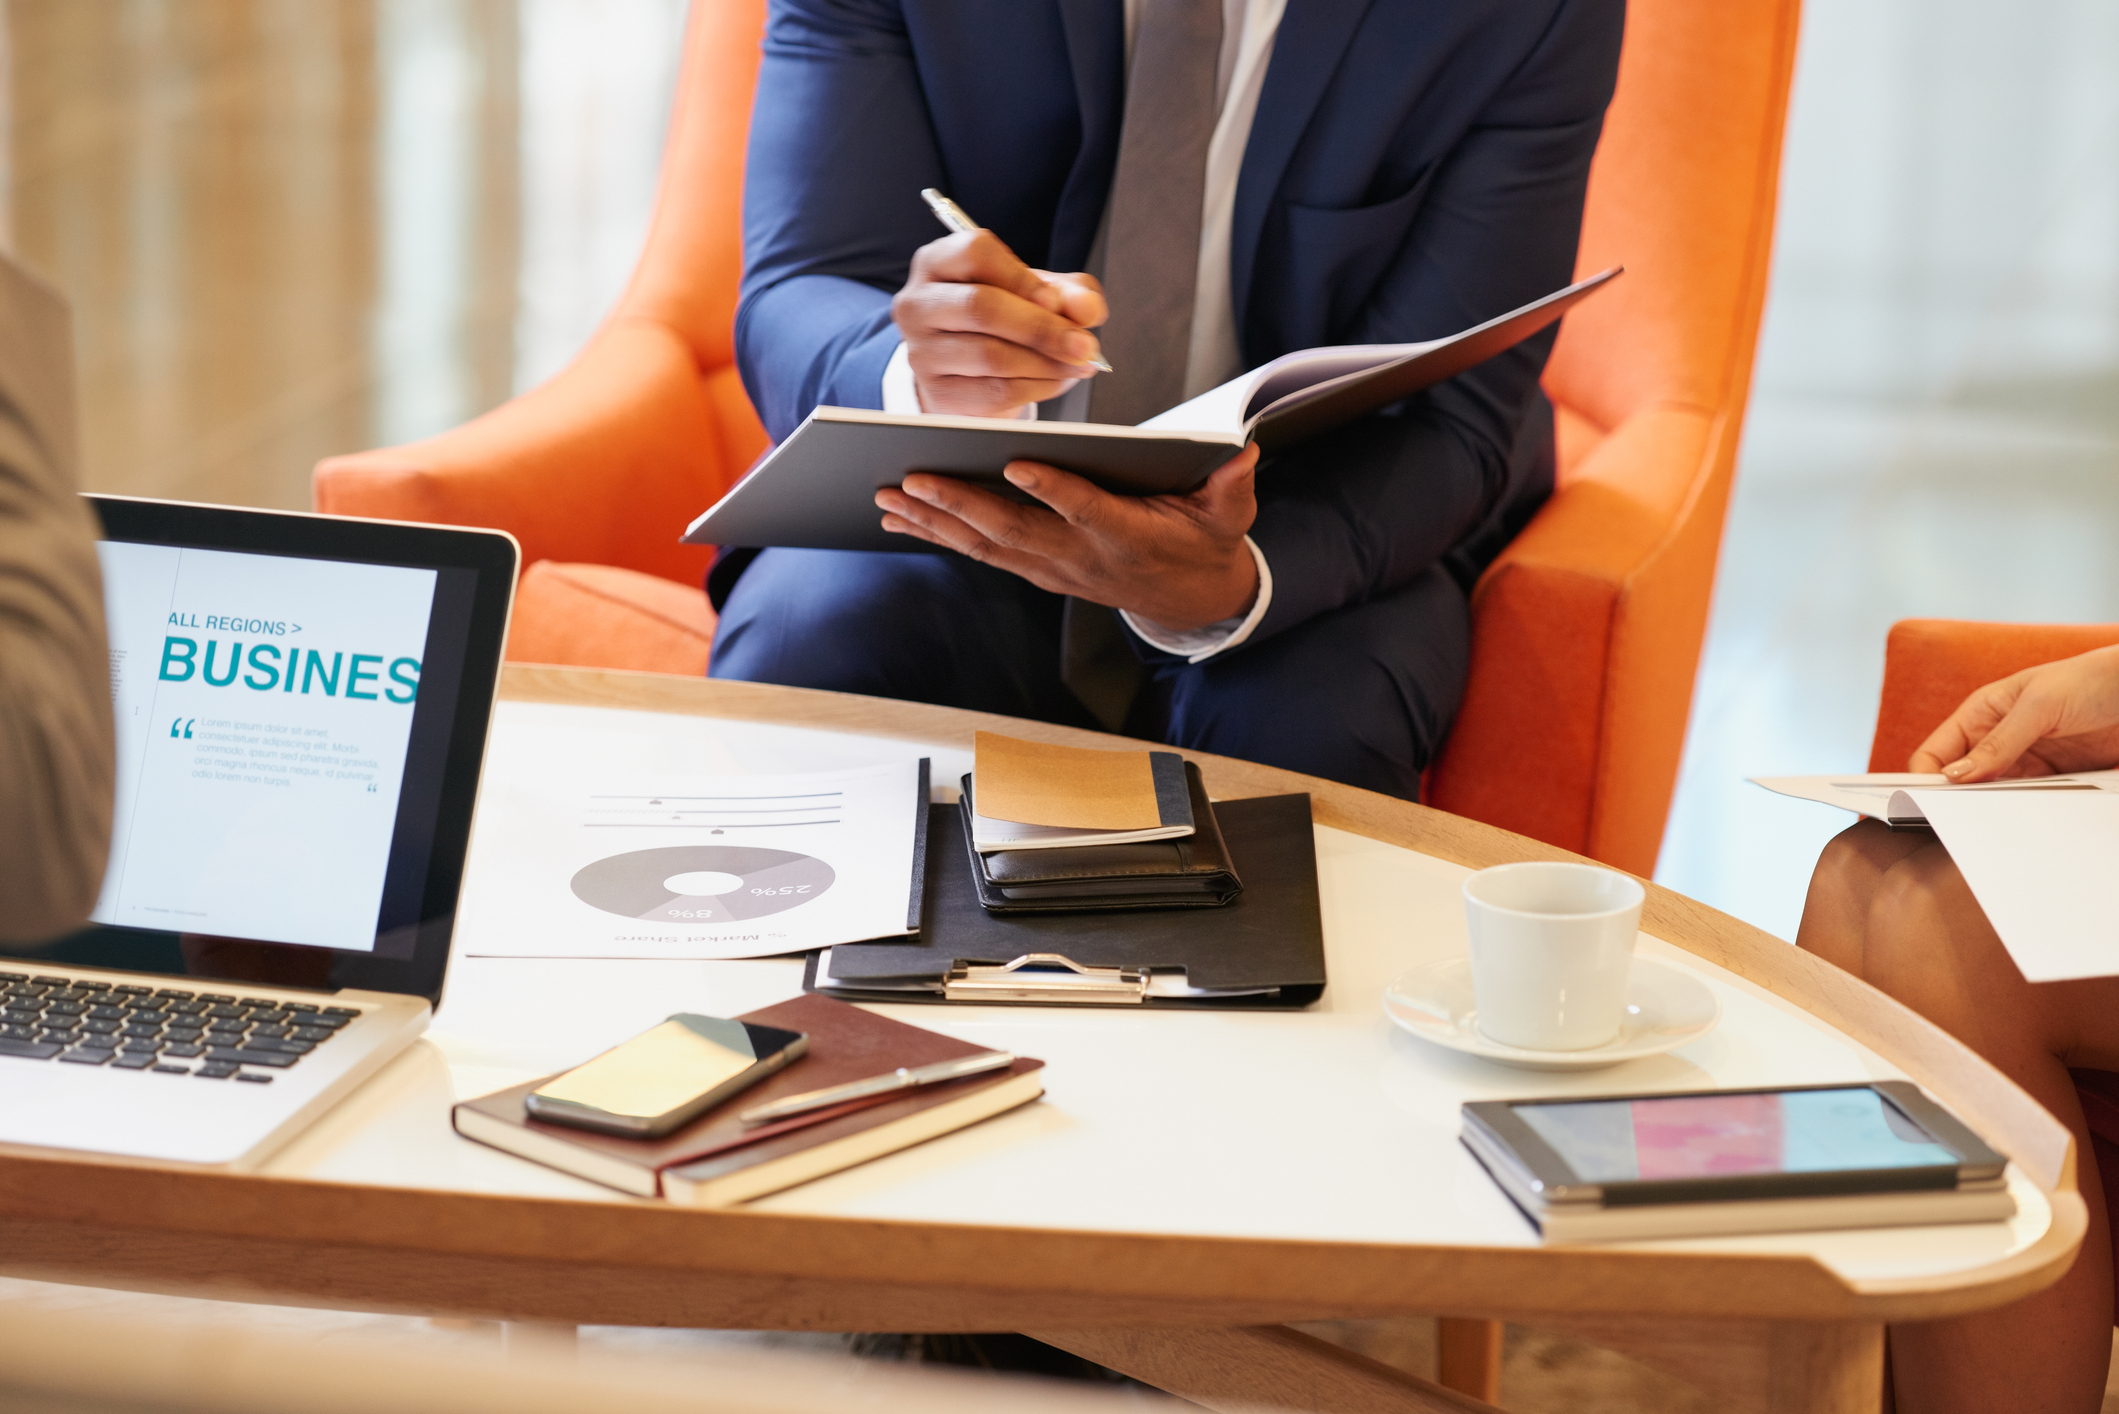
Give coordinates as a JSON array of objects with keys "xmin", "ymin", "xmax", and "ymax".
[
  {"xmin": 1026, "ymin": 1325, "xmax": 1506, "ymax": 1414},
  {"xmin": 1436, "ymin": 1318, "xmax": 1502, "ymax": 1402},
  {"xmin": 1761, "ymin": 1320, "xmax": 1885, "ymax": 1414},
  {"xmin": 1524, "ymin": 1313, "xmax": 1885, "ymax": 1414}
]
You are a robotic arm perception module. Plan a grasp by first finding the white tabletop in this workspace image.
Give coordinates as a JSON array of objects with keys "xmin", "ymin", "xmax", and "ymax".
[{"xmin": 261, "ymin": 700, "xmax": 2050, "ymax": 1288}]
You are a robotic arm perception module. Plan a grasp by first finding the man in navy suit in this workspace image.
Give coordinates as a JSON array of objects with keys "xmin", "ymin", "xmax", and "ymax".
[{"xmin": 710, "ymin": 0, "xmax": 1624, "ymax": 800}]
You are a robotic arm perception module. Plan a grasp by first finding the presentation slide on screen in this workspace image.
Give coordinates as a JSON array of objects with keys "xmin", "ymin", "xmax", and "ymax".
[{"xmin": 91, "ymin": 542, "xmax": 437, "ymax": 952}]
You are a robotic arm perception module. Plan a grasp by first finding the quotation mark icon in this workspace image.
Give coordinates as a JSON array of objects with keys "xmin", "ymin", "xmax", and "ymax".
[{"xmin": 169, "ymin": 718, "xmax": 194, "ymax": 739}]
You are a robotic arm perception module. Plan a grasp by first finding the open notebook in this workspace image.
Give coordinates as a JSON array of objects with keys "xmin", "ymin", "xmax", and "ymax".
[{"xmin": 683, "ymin": 268, "xmax": 1621, "ymax": 555}]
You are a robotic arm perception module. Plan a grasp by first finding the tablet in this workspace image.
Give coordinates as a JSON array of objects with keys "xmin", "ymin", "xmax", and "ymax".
[
  {"xmin": 13, "ymin": 497, "xmax": 517, "ymax": 1003},
  {"xmin": 1463, "ymin": 1081, "xmax": 2007, "ymax": 1209}
]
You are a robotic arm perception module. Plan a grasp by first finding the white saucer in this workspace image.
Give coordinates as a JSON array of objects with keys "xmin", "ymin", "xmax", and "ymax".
[{"xmin": 1382, "ymin": 955, "xmax": 1721, "ymax": 1071}]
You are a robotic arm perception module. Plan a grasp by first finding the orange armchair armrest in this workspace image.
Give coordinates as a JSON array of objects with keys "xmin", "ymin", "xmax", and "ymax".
[
  {"xmin": 1868, "ymin": 620, "xmax": 2119, "ymax": 772},
  {"xmin": 314, "ymin": 317, "xmax": 766, "ymax": 590},
  {"xmin": 1428, "ymin": 401, "xmax": 1728, "ymax": 877}
]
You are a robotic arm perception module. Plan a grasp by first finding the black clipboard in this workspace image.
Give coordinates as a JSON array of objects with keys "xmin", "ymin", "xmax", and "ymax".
[{"xmin": 802, "ymin": 794, "xmax": 1325, "ymax": 1009}]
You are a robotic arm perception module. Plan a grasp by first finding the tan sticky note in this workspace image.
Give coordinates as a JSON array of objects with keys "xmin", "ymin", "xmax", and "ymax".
[{"xmin": 973, "ymin": 731, "xmax": 1160, "ymax": 830}]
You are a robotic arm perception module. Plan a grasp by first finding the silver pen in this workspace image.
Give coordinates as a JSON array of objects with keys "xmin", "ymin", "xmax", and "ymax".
[
  {"xmin": 738, "ymin": 1050, "xmax": 1016, "ymax": 1124},
  {"xmin": 919, "ymin": 188, "xmax": 1114, "ymax": 373}
]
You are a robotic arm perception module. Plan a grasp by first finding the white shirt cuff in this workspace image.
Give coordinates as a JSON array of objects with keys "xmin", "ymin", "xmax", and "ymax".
[
  {"xmin": 880, "ymin": 341, "xmax": 1036, "ymax": 420},
  {"xmin": 1122, "ymin": 536, "xmax": 1272, "ymax": 664},
  {"xmin": 881, "ymin": 340, "xmax": 924, "ymax": 414}
]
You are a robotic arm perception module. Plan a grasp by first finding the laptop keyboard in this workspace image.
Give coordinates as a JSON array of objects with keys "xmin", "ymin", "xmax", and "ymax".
[{"xmin": 0, "ymin": 973, "xmax": 359, "ymax": 1082}]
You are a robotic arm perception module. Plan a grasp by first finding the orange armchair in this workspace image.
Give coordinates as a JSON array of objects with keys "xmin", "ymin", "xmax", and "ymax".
[
  {"xmin": 1424, "ymin": 0, "xmax": 1800, "ymax": 874},
  {"xmin": 315, "ymin": 0, "xmax": 1799, "ymax": 878}
]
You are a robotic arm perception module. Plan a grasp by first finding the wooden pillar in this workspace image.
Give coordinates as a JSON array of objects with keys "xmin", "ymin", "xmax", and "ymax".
[
  {"xmin": 1027, "ymin": 1324, "xmax": 1507, "ymax": 1414},
  {"xmin": 1436, "ymin": 1318, "xmax": 1503, "ymax": 1403},
  {"xmin": 1523, "ymin": 1313, "xmax": 1886, "ymax": 1414},
  {"xmin": 1764, "ymin": 1320, "xmax": 1885, "ymax": 1414}
]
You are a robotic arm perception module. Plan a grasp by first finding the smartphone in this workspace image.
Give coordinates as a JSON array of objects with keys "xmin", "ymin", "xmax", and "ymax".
[{"xmin": 526, "ymin": 1014, "xmax": 809, "ymax": 1138}]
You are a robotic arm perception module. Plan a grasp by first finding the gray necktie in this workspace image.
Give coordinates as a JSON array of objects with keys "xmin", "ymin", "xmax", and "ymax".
[
  {"xmin": 1087, "ymin": 0, "xmax": 1222, "ymax": 428},
  {"xmin": 1063, "ymin": 0, "xmax": 1221, "ymax": 732}
]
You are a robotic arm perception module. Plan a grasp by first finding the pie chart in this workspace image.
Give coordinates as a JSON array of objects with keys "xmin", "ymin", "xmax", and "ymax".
[{"xmin": 569, "ymin": 845, "xmax": 836, "ymax": 923}]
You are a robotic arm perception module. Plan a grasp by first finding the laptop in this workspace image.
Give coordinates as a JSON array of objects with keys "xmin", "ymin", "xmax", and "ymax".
[{"xmin": 0, "ymin": 495, "xmax": 515, "ymax": 1168}]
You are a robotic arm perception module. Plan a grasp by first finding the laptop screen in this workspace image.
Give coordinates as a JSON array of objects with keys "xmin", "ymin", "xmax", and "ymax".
[
  {"xmin": 93, "ymin": 541, "xmax": 467, "ymax": 955},
  {"xmin": 10, "ymin": 499, "xmax": 516, "ymax": 1001}
]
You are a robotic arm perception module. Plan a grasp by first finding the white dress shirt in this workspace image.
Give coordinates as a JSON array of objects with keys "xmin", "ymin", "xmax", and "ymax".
[{"xmin": 882, "ymin": 0, "xmax": 1287, "ymax": 663}]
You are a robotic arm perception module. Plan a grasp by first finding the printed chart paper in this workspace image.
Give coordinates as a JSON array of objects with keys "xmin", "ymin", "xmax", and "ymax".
[{"xmin": 459, "ymin": 703, "xmax": 925, "ymax": 960}]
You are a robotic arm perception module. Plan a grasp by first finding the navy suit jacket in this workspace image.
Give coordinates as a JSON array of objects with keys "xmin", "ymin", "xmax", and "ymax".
[{"xmin": 735, "ymin": 0, "xmax": 1623, "ymax": 650}]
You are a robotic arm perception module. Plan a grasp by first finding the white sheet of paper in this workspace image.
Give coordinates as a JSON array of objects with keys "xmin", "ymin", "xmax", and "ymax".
[
  {"xmin": 1749, "ymin": 773, "xmax": 1951, "ymax": 814},
  {"xmin": 456, "ymin": 703, "xmax": 924, "ymax": 960},
  {"xmin": 1907, "ymin": 788, "xmax": 2119, "ymax": 982},
  {"xmin": 1749, "ymin": 771, "xmax": 2119, "ymax": 818}
]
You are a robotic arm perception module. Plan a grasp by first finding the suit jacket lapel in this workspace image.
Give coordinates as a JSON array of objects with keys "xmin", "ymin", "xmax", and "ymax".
[
  {"xmin": 1230, "ymin": 0, "xmax": 1380, "ymax": 342},
  {"xmin": 1051, "ymin": 0, "xmax": 1126, "ymax": 272}
]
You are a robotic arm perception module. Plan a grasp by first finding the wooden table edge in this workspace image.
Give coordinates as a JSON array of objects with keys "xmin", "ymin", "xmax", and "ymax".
[{"xmin": 0, "ymin": 665, "xmax": 2083, "ymax": 1332}]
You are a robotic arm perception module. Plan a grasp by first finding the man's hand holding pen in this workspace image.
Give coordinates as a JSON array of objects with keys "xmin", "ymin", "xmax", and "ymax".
[
  {"xmin": 890, "ymin": 229, "xmax": 1110, "ymax": 418},
  {"xmin": 881, "ymin": 189, "xmax": 1261, "ymax": 633}
]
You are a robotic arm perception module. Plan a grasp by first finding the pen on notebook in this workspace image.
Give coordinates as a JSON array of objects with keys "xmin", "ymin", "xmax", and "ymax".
[
  {"xmin": 919, "ymin": 187, "xmax": 1113, "ymax": 373},
  {"xmin": 737, "ymin": 1050, "xmax": 1016, "ymax": 1124}
]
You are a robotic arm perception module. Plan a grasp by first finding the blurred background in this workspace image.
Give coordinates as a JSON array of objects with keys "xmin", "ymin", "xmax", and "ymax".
[
  {"xmin": 1662, "ymin": 0, "xmax": 2119, "ymax": 939},
  {"xmin": 8, "ymin": 0, "xmax": 686, "ymax": 510},
  {"xmin": 6, "ymin": 1, "xmax": 2118, "ymax": 1408},
  {"xmin": 7, "ymin": 0, "xmax": 2119, "ymax": 932}
]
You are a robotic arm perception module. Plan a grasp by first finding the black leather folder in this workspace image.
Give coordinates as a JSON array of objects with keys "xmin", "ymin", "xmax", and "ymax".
[{"xmin": 802, "ymin": 794, "xmax": 1324, "ymax": 1009}]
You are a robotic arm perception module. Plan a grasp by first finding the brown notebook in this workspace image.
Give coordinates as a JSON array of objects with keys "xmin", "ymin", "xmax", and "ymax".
[{"xmin": 452, "ymin": 993, "xmax": 1044, "ymax": 1206}]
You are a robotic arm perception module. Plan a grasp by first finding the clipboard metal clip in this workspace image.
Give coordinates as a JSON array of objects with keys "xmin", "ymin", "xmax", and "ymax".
[{"xmin": 943, "ymin": 953, "xmax": 1148, "ymax": 1005}]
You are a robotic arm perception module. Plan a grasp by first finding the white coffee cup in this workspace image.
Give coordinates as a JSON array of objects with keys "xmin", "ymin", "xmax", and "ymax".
[{"xmin": 1461, "ymin": 861, "xmax": 1645, "ymax": 1051}]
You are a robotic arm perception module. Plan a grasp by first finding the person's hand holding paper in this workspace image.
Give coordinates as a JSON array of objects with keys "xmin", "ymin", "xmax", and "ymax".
[{"xmin": 1910, "ymin": 643, "xmax": 2119, "ymax": 782}]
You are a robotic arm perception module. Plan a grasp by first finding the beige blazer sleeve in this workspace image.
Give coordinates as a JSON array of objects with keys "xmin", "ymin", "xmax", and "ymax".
[{"xmin": 0, "ymin": 254, "xmax": 113, "ymax": 942}]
